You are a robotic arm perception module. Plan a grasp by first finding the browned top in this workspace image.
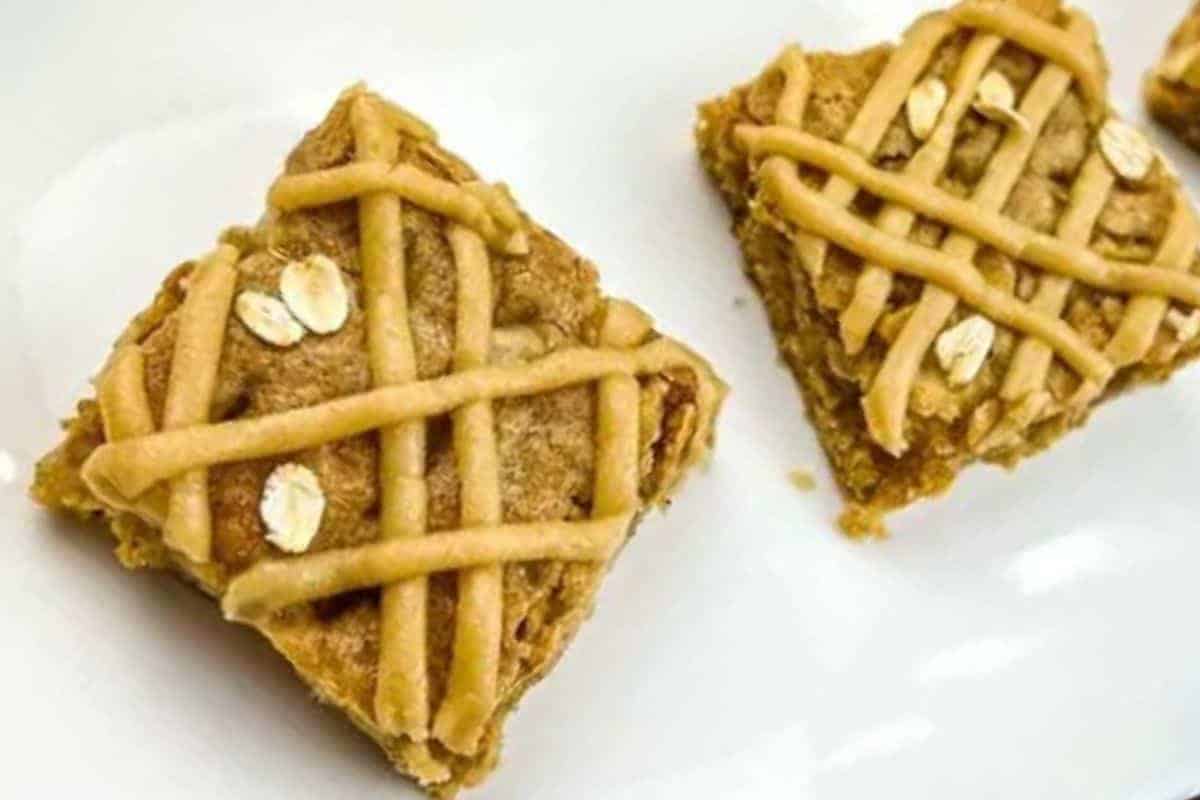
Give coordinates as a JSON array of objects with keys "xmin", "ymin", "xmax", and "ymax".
[
  {"xmin": 34, "ymin": 88, "xmax": 719, "ymax": 795},
  {"xmin": 698, "ymin": 0, "xmax": 1200, "ymax": 534}
]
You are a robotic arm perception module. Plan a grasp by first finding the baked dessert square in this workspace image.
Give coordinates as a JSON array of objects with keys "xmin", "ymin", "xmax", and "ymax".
[
  {"xmin": 32, "ymin": 84, "xmax": 724, "ymax": 796},
  {"xmin": 697, "ymin": 0, "xmax": 1200, "ymax": 536},
  {"xmin": 1145, "ymin": 1, "xmax": 1200, "ymax": 151}
]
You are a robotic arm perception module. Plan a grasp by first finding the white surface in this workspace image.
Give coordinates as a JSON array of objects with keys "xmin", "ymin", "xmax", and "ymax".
[{"xmin": 2, "ymin": 1, "xmax": 1199, "ymax": 798}]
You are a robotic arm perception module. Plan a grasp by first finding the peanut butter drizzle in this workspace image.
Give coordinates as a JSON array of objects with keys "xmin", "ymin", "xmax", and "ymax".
[
  {"xmin": 773, "ymin": 45, "xmax": 811, "ymax": 129},
  {"xmin": 948, "ymin": 2, "xmax": 1106, "ymax": 118},
  {"xmin": 96, "ymin": 346, "xmax": 168, "ymax": 526},
  {"xmin": 862, "ymin": 10, "xmax": 1096, "ymax": 455},
  {"xmin": 1105, "ymin": 197, "xmax": 1200, "ymax": 366},
  {"xmin": 792, "ymin": 12, "xmax": 958, "ymax": 279},
  {"xmin": 84, "ymin": 338, "xmax": 715, "ymax": 503},
  {"xmin": 999, "ymin": 153, "xmax": 1114, "ymax": 404},
  {"xmin": 161, "ymin": 244, "xmax": 239, "ymax": 562},
  {"xmin": 432, "ymin": 226, "xmax": 505, "ymax": 756},
  {"xmin": 759, "ymin": 158, "xmax": 1112, "ymax": 385},
  {"xmin": 269, "ymin": 162, "xmax": 527, "ymax": 255},
  {"xmin": 838, "ymin": 30, "xmax": 1006, "ymax": 355},
  {"xmin": 743, "ymin": 3, "xmax": 1197, "ymax": 456},
  {"xmin": 84, "ymin": 85, "xmax": 723, "ymax": 785},
  {"xmin": 352, "ymin": 96, "xmax": 435, "ymax": 753},
  {"xmin": 737, "ymin": 126, "xmax": 1200, "ymax": 309},
  {"xmin": 221, "ymin": 515, "xmax": 632, "ymax": 622}
]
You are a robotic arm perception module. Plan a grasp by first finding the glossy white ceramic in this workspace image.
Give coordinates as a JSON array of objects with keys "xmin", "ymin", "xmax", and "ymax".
[{"xmin": 3, "ymin": 1, "xmax": 1198, "ymax": 797}]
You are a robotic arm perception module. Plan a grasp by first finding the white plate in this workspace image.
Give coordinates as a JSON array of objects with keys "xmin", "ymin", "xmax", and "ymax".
[{"xmin": 3, "ymin": 1, "xmax": 1199, "ymax": 798}]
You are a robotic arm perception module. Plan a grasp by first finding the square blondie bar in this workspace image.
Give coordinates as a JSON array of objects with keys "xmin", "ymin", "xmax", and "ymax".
[
  {"xmin": 33, "ymin": 85, "xmax": 724, "ymax": 795},
  {"xmin": 698, "ymin": 0, "xmax": 1200, "ymax": 535}
]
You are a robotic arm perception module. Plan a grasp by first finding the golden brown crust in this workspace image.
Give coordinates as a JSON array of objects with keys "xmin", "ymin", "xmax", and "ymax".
[
  {"xmin": 697, "ymin": 0, "xmax": 1200, "ymax": 535},
  {"xmin": 1145, "ymin": 2, "xmax": 1200, "ymax": 152},
  {"xmin": 33, "ymin": 86, "xmax": 725, "ymax": 796}
]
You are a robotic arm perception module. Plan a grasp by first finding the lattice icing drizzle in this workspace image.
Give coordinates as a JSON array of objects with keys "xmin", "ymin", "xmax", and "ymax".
[
  {"xmin": 80, "ymin": 88, "xmax": 722, "ymax": 782},
  {"xmin": 736, "ymin": 0, "xmax": 1200, "ymax": 457}
]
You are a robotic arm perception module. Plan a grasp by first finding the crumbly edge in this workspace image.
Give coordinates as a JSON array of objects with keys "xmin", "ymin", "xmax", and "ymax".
[
  {"xmin": 697, "ymin": 38, "xmax": 1200, "ymax": 536},
  {"xmin": 1145, "ymin": 2, "xmax": 1200, "ymax": 152}
]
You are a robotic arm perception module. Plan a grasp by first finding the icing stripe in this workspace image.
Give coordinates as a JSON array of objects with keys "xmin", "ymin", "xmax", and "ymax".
[
  {"xmin": 862, "ymin": 14, "xmax": 1089, "ymax": 455},
  {"xmin": 269, "ymin": 163, "xmax": 526, "ymax": 255},
  {"xmin": 97, "ymin": 345, "xmax": 168, "ymax": 526},
  {"xmin": 737, "ymin": 125, "xmax": 1200, "ymax": 308},
  {"xmin": 949, "ymin": 3, "xmax": 1106, "ymax": 117},
  {"xmin": 222, "ymin": 514, "xmax": 633, "ymax": 622},
  {"xmin": 595, "ymin": 301, "xmax": 652, "ymax": 515},
  {"xmin": 758, "ymin": 157, "xmax": 1113, "ymax": 392},
  {"xmin": 774, "ymin": 45, "xmax": 812, "ymax": 128},
  {"xmin": 1000, "ymin": 152, "xmax": 1115, "ymax": 403},
  {"xmin": 161, "ymin": 244, "xmax": 239, "ymax": 562},
  {"xmin": 99, "ymin": 346, "xmax": 156, "ymax": 444},
  {"xmin": 793, "ymin": 12, "xmax": 958, "ymax": 276},
  {"xmin": 353, "ymin": 97, "xmax": 434, "ymax": 743},
  {"xmin": 838, "ymin": 31, "xmax": 1006, "ymax": 355},
  {"xmin": 1105, "ymin": 197, "xmax": 1200, "ymax": 366},
  {"xmin": 81, "ymin": 340, "xmax": 712, "ymax": 518},
  {"xmin": 433, "ymin": 227, "xmax": 505, "ymax": 756}
]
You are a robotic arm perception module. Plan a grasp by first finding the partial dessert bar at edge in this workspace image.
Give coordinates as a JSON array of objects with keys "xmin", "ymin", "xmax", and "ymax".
[{"xmin": 1145, "ymin": 1, "xmax": 1200, "ymax": 152}]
